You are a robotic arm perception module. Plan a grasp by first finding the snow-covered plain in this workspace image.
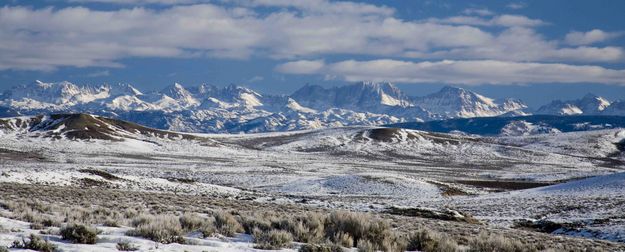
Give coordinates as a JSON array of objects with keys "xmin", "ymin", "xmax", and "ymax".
[{"xmin": 1, "ymin": 114, "xmax": 624, "ymax": 248}]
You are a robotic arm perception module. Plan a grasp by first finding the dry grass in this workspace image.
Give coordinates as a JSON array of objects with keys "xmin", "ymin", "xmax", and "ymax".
[
  {"xmin": 407, "ymin": 226, "xmax": 460, "ymax": 252},
  {"xmin": 298, "ymin": 243, "xmax": 343, "ymax": 252},
  {"xmin": 60, "ymin": 223, "xmax": 99, "ymax": 244},
  {"xmin": 468, "ymin": 231, "xmax": 537, "ymax": 252},
  {"xmin": 282, "ymin": 212, "xmax": 326, "ymax": 243},
  {"xmin": 0, "ymin": 183, "xmax": 624, "ymax": 251},
  {"xmin": 325, "ymin": 211, "xmax": 405, "ymax": 251},
  {"xmin": 116, "ymin": 240, "xmax": 139, "ymax": 251},
  {"xmin": 253, "ymin": 228, "xmax": 294, "ymax": 250},
  {"xmin": 11, "ymin": 234, "xmax": 57, "ymax": 252},
  {"xmin": 126, "ymin": 214, "xmax": 185, "ymax": 244},
  {"xmin": 213, "ymin": 210, "xmax": 243, "ymax": 237},
  {"xmin": 356, "ymin": 239, "xmax": 375, "ymax": 252}
]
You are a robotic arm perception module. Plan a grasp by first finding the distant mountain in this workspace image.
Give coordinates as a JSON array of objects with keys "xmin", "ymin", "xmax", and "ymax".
[
  {"xmin": 291, "ymin": 82, "xmax": 413, "ymax": 111},
  {"xmin": 388, "ymin": 115, "xmax": 625, "ymax": 136},
  {"xmin": 6, "ymin": 80, "xmax": 620, "ymax": 134},
  {"xmin": 413, "ymin": 86, "xmax": 527, "ymax": 118},
  {"xmin": 536, "ymin": 93, "xmax": 614, "ymax": 116},
  {"xmin": 602, "ymin": 100, "xmax": 625, "ymax": 116},
  {"xmin": 0, "ymin": 113, "xmax": 197, "ymax": 141}
]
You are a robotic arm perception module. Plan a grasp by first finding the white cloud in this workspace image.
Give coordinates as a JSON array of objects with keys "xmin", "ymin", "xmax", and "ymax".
[
  {"xmin": 248, "ymin": 75, "xmax": 264, "ymax": 82},
  {"xmin": 565, "ymin": 29, "xmax": 622, "ymax": 45},
  {"xmin": 506, "ymin": 2, "xmax": 526, "ymax": 9},
  {"xmin": 237, "ymin": 0, "xmax": 395, "ymax": 16},
  {"xmin": 84, "ymin": 70, "xmax": 110, "ymax": 77},
  {"xmin": 68, "ymin": 0, "xmax": 209, "ymax": 5},
  {"xmin": 274, "ymin": 60, "xmax": 325, "ymax": 74},
  {"xmin": 0, "ymin": 2, "xmax": 622, "ymax": 72},
  {"xmin": 461, "ymin": 8, "xmax": 494, "ymax": 16},
  {"xmin": 276, "ymin": 59, "xmax": 625, "ymax": 85},
  {"xmin": 412, "ymin": 27, "xmax": 623, "ymax": 62},
  {"xmin": 430, "ymin": 14, "xmax": 544, "ymax": 27}
]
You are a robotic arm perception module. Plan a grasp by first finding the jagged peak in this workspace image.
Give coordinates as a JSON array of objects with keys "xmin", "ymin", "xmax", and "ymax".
[
  {"xmin": 426, "ymin": 86, "xmax": 483, "ymax": 101},
  {"xmin": 108, "ymin": 83, "xmax": 143, "ymax": 96},
  {"xmin": 582, "ymin": 92, "xmax": 599, "ymax": 99},
  {"xmin": 223, "ymin": 84, "xmax": 261, "ymax": 96},
  {"xmin": 162, "ymin": 82, "xmax": 185, "ymax": 89},
  {"xmin": 356, "ymin": 80, "xmax": 393, "ymax": 87},
  {"xmin": 439, "ymin": 85, "xmax": 466, "ymax": 92},
  {"xmin": 579, "ymin": 93, "xmax": 610, "ymax": 103}
]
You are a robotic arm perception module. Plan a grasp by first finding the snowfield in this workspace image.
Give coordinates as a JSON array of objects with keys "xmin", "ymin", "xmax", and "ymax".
[{"xmin": 0, "ymin": 113, "xmax": 624, "ymax": 249}]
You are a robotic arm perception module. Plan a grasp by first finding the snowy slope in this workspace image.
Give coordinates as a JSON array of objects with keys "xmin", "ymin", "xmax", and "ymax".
[
  {"xmin": 413, "ymin": 86, "xmax": 527, "ymax": 118},
  {"xmin": 536, "ymin": 93, "xmax": 620, "ymax": 116}
]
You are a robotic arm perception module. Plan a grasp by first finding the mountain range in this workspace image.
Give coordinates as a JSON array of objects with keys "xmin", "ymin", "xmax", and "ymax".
[{"xmin": 0, "ymin": 80, "xmax": 623, "ymax": 133}]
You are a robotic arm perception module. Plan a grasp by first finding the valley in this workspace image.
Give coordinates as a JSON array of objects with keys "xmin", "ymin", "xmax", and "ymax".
[{"xmin": 0, "ymin": 113, "xmax": 624, "ymax": 250}]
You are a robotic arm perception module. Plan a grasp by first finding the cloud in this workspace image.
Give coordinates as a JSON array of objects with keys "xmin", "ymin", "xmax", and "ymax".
[
  {"xmin": 0, "ymin": 2, "xmax": 622, "ymax": 71},
  {"xmin": 248, "ymin": 75, "xmax": 264, "ymax": 82},
  {"xmin": 276, "ymin": 59, "xmax": 625, "ymax": 85},
  {"xmin": 410, "ymin": 27, "xmax": 624, "ymax": 62},
  {"xmin": 68, "ymin": 0, "xmax": 209, "ymax": 5},
  {"xmin": 430, "ymin": 14, "xmax": 544, "ymax": 27},
  {"xmin": 506, "ymin": 2, "xmax": 526, "ymax": 9},
  {"xmin": 461, "ymin": 8, "xmax": 494, "ymax": 16},
  {"xmin": 274, "ymin": 60, "xmax": 325, "ymax": 74},
  {"xmin": 236, "ymin": 0, "xmax": 395, "ymax": 16},
  {"xmin": 84, "ymin": 70, "xmax": 110, "ymax": 77},
  {"xmin": 565, "ymin": 29, "xmax": 622, "ymax": 45}
]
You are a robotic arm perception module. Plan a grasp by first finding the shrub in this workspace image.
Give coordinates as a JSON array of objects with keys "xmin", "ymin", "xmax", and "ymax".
[
  {"xmin": 11, "ymin": 234, "xmax": 57, "ymax": 252},
  {"xmin": 60, "ymin": 224, "xmax": 99, "ymax": 244},
  {"xmin": 253, "ymin": 228, "xmax": 293, "ymax": 250},
  {"xmin": 407, "ymin": 227, "xmax": 459, "ymax": 252},
  {"xmin": 200, "ymin": 223, "xmax": 216, "ymax": 238},
  {"xmin": 380, "ymin": 233, "xmax": 409, "ymax": 252},
  {"xmin": 0, "ymin": 246, "xmax": 7, "ymax": 252},
  {"xmin": 213, "ymin": 210, "xmax": 242, "ymax": 237},
  {"xmin": 240, "ymin": 215, "xmax": 272, "ymax": 234},
  {"xmin": 116, "ymin": 240, "xmax": 139, "ymax": 251},
  {"xmin": 179, "ymin": 213, "xmax": 206, "ymax": 232},
  {"xmin": 280, "ymin": 213, "xmax": 326, "ymax": 243},
  {"xmin": 333, "ymin": 232, "xmax": 354, "ymax": 248},
  {"xmin": 468, "ymin": 231, "xmax": 534, "ymax": 252},
  {"xmin": 130, "ymin": 214, "xmax": 152, "ymax": 227},
  {"xmin": 126, "ymin": 215, "xmax": 185, "ymax": 244},
  {"xmin": 103, "ymin": 218, "xmax": 121, "ymax": 227},
  {"xmin": 298, "ymin": 243, "xmax": 344, "ymax": 252},
  {"xmin": 325, "ymin": 211, "xmax": 397, "ymax": 249},
  {"xmin": 356, "ymin": 239, "xmax": 375, "ymax": 252}
]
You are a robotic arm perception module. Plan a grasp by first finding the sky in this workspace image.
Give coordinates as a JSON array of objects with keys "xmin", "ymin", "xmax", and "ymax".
[{"xmin": 1, "ymin": 0, "xmax": 624, "ymax": 107}]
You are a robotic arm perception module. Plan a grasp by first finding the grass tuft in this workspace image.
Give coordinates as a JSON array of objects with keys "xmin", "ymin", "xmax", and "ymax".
[
  {"xmin": 60, "ymin": 223, "xmax": 99, "ymax": 244},
  {"xmin": 11, "ymin": 234, "xmax": 57, "ymax": 252},
  {"xmin": 253, "ymin": 228, "xmax": 293, "ymax": 250}
]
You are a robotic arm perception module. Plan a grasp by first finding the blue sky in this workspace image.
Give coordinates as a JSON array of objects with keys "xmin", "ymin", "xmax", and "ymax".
[{"xmin": 1, "ymin": 0, "xmax": 624, "ymax": 107}]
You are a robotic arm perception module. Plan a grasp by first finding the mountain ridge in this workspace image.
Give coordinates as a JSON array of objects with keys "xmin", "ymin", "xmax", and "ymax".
[{"xmin": 0, "ymin": 80, "xmax": 622, "ymax": 133}]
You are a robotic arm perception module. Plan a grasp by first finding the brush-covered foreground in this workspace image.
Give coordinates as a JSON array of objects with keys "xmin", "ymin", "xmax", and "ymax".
[
  {"xmin": 0, "ymin": 183, "xmax": 622, "ymax": 251},
  {"xmin": 0, "ymin": 114, "xmax": 624, "ymax": 251}
]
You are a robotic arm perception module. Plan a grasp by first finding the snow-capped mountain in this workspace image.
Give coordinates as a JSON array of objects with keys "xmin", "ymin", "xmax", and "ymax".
[
  {"xmin": 413, "ymin": 86, "xmax": 527, "ymax": 118},
  {"xmin": 291, "ymin": 82, "xmax": 413, "ymax": 111},
  {"xmin": 0, "ymin": 80, "xmax": 534, "ymax": 133},
  {"xmin": 159, "ymin": 83, "xmax": 200, "ymax": 108},
  {"xmin": 1, "ymin": 80, "xmax": 108, "ymax": 110},
  {"xmin": 602, "ymin": 100, "xmax": 625, "ymax": 116},
  {"xmin": 499, "ymin": 120, "xmax": 561, "ymax": 136},
  {"xmin": 536, "ymin": 93, "xmax": 613, "ymax": 116}
]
